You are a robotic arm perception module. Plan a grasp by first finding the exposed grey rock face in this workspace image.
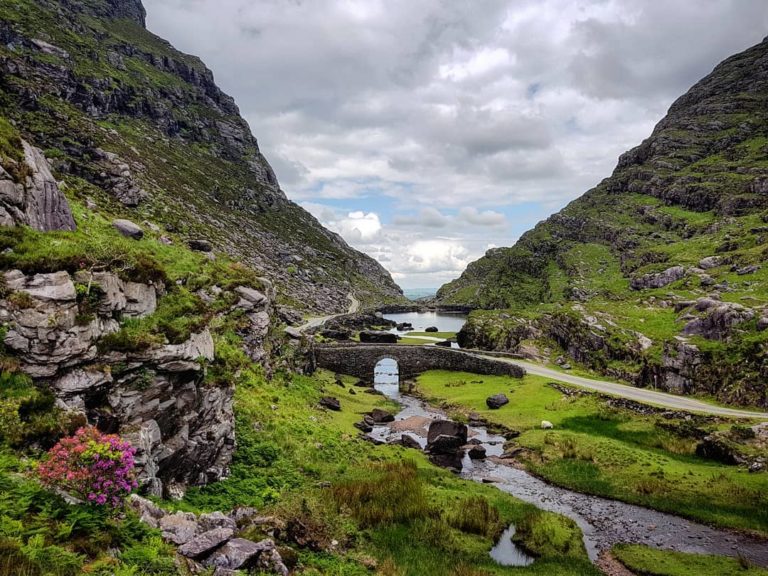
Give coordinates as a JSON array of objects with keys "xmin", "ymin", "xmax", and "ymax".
[
  {"xmin": 93, "ymin": 148, "xmax": 147, "ymax": 206},
  {"xmin": 0, "ymin": 141, "xmax": 76, "ymax": 232},
  {"xmin": 0, "ymin": 269, "xmax": 274, "ymax": 496},
  {"xmin": 630, "ymin": 266, "xmax": 685, "ymax": 290},
  {"xmin": 683, "ymin": 302, "xmax": 755, "ymax": 340}
]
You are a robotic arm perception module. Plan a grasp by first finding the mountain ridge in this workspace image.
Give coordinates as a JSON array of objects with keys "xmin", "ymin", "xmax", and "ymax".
[
  {"xmin": 0, "ymin": 0, "xmax": 405, "ymax": 312},
  {"xmin": 436, "ymin": 36, "xmax": 768, "ymax": 406}
]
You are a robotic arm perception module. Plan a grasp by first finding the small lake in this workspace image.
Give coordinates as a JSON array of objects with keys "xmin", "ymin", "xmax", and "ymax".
[{"xmin": 383, "ymin": 311, "xmax": 467, "ymax": 333}]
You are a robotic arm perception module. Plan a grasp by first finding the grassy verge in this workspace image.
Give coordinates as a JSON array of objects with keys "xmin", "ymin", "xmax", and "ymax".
[
  {"xmin": 414, "ymin": 370, "xmax": 768, "ymax": 534},
  {"xmin": 612, "ymin": 544, "xmax": 768, "ymax": 576}
]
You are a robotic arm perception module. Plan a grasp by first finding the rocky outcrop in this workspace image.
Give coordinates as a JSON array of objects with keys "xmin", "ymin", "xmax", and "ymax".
[
  {"xmin": 0, "ymin": 141, "xmax": 75, "ymax": 232},
  {"xmin": 630, "ymin": 266, "xmax": 685, "ymax": 290},
  {"xmin": 0, "ymin": 269, "xmax": 277, "ymax": 496},
  {"xmin": 682, "ymin": 301, "xmax": 755, "ymax": 340}
]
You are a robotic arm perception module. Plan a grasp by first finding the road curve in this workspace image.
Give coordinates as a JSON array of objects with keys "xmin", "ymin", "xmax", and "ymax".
[
  {"xmin": 298, "ymin": 293, "xmax": 360, "ymax": 332},
  {"xmin": 487, "ymin": 357, "xmax": 768, "ymax": 419}
]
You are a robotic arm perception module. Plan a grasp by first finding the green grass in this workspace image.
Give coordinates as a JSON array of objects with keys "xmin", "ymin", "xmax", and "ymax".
[
  {"xmin": 0, "ymin": 453, "xmax": 176, "ymax": 576},
  {"xmin": 612, "ymin": 544, "xmax": 768, "ymax": 576},
  {"xmin": 415, "ymin": 371, "xmax": 768, "ymax": 534},
  {"xmin": 409, "ymin": 332, "xmax": 457, "ymax": 340},
  {"xmin": 173, "ymin": 367, "xmax": 600, "ymax": 575}
]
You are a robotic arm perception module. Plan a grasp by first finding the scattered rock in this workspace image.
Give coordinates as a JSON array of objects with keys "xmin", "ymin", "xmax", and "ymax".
[
  {"xmin": 699, "ymin": 256, "xmax": 722, "ymax": 270},
  {"xmin": 354, "ymin": 420, "xmax": 373, "ymax": 433},
  {"xmin": 467, "ymin": 444, "xmax": 486, "ymax": 459},
  {"xmin": 112, "ymin": 218, "xmax": 144, "ymax": 239},
  {"xmin": 319, "ymin": 397, "xmax": 341, "ymax": 411},
  {"xmin": 204, "ymin": 538, "xmax": 274, "ymax": 570},
  {"xmin": 736, "ymin": 265, "xmax": 760, "ymax": 275},
  {"xmin": 189, "ymin": 239, "xmax": 213, "ymax": 252},
  {"xmin": 757, "ymin": 317, "xmax": 768, "ymax": 332},
  {"xmin": 425, "ymin": 326, "xmax": 438, "ymax": 332},
  {"xmin": 178, "ymin": 528, "xmax": 234, "ymax": 559},
  {"xmin": 370, "ymin": 408, "xmax": 395, "ymax": 423},
  {"xmin": 400, "ymin": 435, "xmax": 422, "ymax": 450},
  {"xmin": 486, "ymin": 393, "xmax": 509, "ymax": 409},
  {"xmin": 396, "ymin": 322, "xmax": 413, "ymax": 331}
]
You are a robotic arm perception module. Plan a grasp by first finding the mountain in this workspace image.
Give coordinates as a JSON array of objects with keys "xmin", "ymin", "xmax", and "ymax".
[
  {"xmin": 0, "ymin": 0, "xmax": 405, "ymax": 313},
  {"xmin": 436, "ymin": 37, "xmax": 768, "ymax": 407}
]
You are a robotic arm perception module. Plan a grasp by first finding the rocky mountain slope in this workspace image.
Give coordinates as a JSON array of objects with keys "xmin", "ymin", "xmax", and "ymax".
[
  {"xmin": 0, "ymin": 0, "xmax": 404, "ymax": 313},
  {"xmin": 437, "ymin": 36, "xmax": 768, "ymax": 407}
]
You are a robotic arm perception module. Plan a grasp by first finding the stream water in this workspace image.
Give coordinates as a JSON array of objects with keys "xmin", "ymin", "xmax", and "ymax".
[{"xmin": 368, "ymin": 381, "xmax": 768, "ymax": 567}]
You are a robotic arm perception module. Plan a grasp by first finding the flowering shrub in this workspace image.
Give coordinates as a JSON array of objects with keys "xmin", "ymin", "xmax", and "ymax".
[{"xmin": 37, "ymin": 426, "xmax": 138, "ymax": 507}]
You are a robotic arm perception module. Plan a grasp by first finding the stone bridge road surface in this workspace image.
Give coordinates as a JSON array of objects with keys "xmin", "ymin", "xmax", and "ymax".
[
  {"xmin": 298, "ymin": 293, "xmax": 360, "ymax": 332},
  {"xmin": 487, "ymin": 357, "xmax": 768, "ymax": 420}
]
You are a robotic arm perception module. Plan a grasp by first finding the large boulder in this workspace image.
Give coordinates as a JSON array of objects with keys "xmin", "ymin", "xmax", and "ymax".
[
  {"xmin": 359, "ymin": 330, "xmax": 397, "ymax": 343},
  {"xmin": 204, "ymin": 538, "xmax": 275, "ymax": 571},
  {"xmin": 426, "ymin": 420, "xmax": 468, "ymax": 454},
  {"xmin": 486, "ymin": 393, "xmax": 509, "ymax": 409},
  {"xmin": 113, "ymin": 218, "xmax": 144, "ymax": 239},
  {"xmin": 178, "ymin": 528, "xmax": 234, "ymax": 559},
  {"xmin": 425, "ymin": 326, "xmax": 439, "ymax": 332}
]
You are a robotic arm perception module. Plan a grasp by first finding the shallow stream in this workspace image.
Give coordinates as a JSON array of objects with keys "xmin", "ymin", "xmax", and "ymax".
[{"xmin": 368, "ymin": 382, "xmax": 768, "ymax": 566}]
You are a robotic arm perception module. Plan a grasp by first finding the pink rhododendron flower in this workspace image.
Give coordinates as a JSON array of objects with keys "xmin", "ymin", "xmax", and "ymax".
[{"xmin": 37, "ymin": 426, "xmax": 138, "ymax": 508}]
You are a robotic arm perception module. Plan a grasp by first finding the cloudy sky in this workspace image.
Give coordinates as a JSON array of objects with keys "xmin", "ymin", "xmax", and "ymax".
[{"xmin": 144, "ymin": 0, "xmax": 768, "ymax": 289}]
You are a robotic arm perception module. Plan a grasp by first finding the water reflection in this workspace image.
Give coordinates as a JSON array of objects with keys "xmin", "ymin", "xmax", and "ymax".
[
  {"xmin": 374, "ymin": 357, "xmax": 399, "ymax": 398},
  {"xmin": 489, "ymin": 525, "xmax": 535, "ymax": 567},
  {"xmin": 383, "ymin": 311, "xmax": 467, "ymax": 333}
]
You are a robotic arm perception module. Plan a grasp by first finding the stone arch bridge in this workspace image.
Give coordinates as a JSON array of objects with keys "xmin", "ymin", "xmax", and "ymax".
[{"xmin": 312, "ymin": 343, "xmax": 526, "ymax": 380}]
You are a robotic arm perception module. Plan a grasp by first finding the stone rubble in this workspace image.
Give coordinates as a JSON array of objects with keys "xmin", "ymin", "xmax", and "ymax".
[{"xmin": 130, "ymin": 495, "xmax": 289, "ymax": 575}]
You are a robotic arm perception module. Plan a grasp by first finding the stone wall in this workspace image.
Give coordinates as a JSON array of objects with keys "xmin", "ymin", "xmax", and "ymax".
[{"xmin": 313, "ymin": 343, "xmax": 525, "ymax": 380}]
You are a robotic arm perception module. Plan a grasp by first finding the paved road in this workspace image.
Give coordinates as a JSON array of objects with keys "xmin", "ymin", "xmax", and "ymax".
[
  {"xmin": 486, "ymin": 357, "xmax": 768, "ymax": 419},
  {"xmin": 298, "ymin": 293, "xmax": 360, "ymax": 332}
]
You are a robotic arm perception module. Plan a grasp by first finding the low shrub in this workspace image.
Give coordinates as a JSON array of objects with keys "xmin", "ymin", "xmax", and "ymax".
[{"xmin": 37, "ymin": 427, "xmax": 137, "ymax": 507}]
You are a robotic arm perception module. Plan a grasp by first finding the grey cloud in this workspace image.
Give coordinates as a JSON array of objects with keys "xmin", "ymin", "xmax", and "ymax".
[{"xmin": 144, "ymin": 0, "xmax": 768, "ymax": 286}]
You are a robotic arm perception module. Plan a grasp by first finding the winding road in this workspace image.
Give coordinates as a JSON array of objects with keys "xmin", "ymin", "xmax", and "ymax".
[
  {"xmin": 298, "ymin": 293, "xmax": 359, "ymax": 332},
  {"xmin": 489, "ymin": 357, "xmax": 768, "ymax": 419}
]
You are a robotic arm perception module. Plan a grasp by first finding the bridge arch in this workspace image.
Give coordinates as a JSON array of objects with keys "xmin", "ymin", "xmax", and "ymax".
[{"xmin": 313, "ymin": 344, "xmax": 525, "ymax": 381}]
